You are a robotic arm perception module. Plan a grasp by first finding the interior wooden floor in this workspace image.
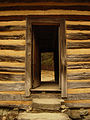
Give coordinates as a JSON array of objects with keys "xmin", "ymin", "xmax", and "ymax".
[{"xmin": 31, "ymin": 82, "xmax": 61, "ymax": 92}]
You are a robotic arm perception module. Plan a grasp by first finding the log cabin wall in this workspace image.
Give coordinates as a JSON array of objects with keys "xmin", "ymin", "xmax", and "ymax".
[
  {"xmin": 0, "ymin": 0, "xmax": 90, "ymax": 108},
  {"xmin": 0, "ymin": 20, "xmax": 32, "ymax": 108},
  {"xmin": 66, "ymin": 21, "xmax": 90, "ymax": 108}
]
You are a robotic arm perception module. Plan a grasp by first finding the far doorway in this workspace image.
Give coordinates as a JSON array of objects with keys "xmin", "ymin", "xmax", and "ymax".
[{"xmin": 32, "ymin": 25, "xmax": 60, "ymax": 91}]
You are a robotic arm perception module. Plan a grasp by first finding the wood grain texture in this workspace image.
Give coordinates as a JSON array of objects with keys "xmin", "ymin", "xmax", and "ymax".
[
  {"xmin": 66, "ymin": 33, "xmax": 90, "ymax": 40},
  {"xmin": 0, "ymin": 35, "xmax": 25, "ymax": 40},
  {"xmin": 0, "ymin": 82, "xmax": 25, "ymax": 91},
  {"xmin": 0, "ymin": 62, "xmax": 25, "ymax": 67},
  {"xmin": 0, "ymin": 10, "xmax": 90, "ymax": 16},
  {"xmin": 67, "ymin": 49, "xmax": 90, "ymax": 55},
  {"xmin": 0, "ymin": 94, "xmax": 31, "ymax": 101},
  {"xmin": 0, "ymin": 40, "xmax": 25, "ymax": 45},
  {"xmin": 67, "ymin": 93, "xmax": 90, "ymax": 100},
  {"xmin": 0, "ymin": 66, "xmax": 25, "ymax": 72},
  {"xmin": 0, "ymin": 73, "xmax": 25, "ymax": 81},
  {"xmin": 68, "ymin": 81, "xmax": 90, "ymax": 89},
  {"xmin": 0, "ymin": 50, "xmax": 25, "ymax": 57},
  {"xmin": 68, "ymin": 63, "xmax": 90, "ymax": 69},
  {"xmin": 0, "ymin": 26, "xmax": 26, "ymax": 31},
  {"xmin": 0, "ymin": 101, "xmax": 32, "ymax": 108},
  {"xmin": 66, "ymin": 21, "xmax": 90, "ymax": 25},
  {"xmin": 67, "ymin": 54, "xmax": 90, "ymax": 62},
  {"xmin": 0, "ymin": 21, "xmax": 26, "ymax": 26},
  {"xmin": 0, "ymin": 45, "xmax": 25, "ymax": 50},
  {"xmin": 68, "ymin": 88, "xmax": 90, "ymax": 94},
  {"xmin": 0, "ymin": 6, "xmax": 90, "ymax": 11},
  {"xmin": 67, "ymin": 25, "xmax": 90, "ymax": 31},
  {"xmin": 67, "ymin": 42, "xmax": 90, "ymax": 49},
  {"xmin": 65, "ymin": 102, "xmax": 90, "ymax": 108},
  {"xmin": 0, "ymin": 55, "xmax": 25, "ymax": 62},
  {"xmin": 67, "ymin": 72, "xmax": 90, "ymax": 80},
  {"xmin": 0, "ymin": 15, "xmax": 90, "ymax": 21}
]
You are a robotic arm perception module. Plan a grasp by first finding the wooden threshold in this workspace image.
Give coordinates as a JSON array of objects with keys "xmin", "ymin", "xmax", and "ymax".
[{"xmin": 31, "ymin": 82, "xmax": 61, "ymax": 92}]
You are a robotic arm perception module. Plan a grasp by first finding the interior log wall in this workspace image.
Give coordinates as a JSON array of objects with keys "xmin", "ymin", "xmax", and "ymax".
[{"xmin": 0, "ymin": 1, "xmax": 90, "ymax": 108}]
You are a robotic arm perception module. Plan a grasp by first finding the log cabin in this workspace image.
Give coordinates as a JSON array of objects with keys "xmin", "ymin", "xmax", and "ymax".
[{"xmin": 0, "ymin": 0, "xmax": 90, "ymax": 110}]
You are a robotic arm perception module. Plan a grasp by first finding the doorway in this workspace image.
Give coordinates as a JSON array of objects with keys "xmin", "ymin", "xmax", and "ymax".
[
  {"xmin": 32, "ymin": 25, "xmax": 59, "ymax": 90},
  {"xmin": 26, "ymin": 17, "xmax": 67, "ymax": 97}
]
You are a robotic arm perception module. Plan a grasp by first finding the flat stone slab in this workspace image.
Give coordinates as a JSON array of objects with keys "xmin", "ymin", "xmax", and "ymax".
[
  {"xmin": 18, "ymin": 112, "xmax": 71, "ymax": 120},
  {"xmin": 33, "ymin": 98, "xmax": 64, "ymax": 104},
  {"xmin": 32, "ymin": 98, "xmax": 64, "ymax": 110}
]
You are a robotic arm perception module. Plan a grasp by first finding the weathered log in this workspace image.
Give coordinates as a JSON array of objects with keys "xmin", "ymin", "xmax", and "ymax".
[
  {"xmin": 0, "ymin": 94, "xmax": 31, "ymax": 101},
  {"xmin": 0, "ymin": 15, "xmax": 90, "ymax": 21},
  {"xmin": 67, "ymin": 25, "xmax": 90, "ymax": 30},
  {"xmin": 0, "ymin": 55, "xmax": 25, "ymax": 62},
  {"xmin": 68, "ymin": 81, "xmax": 90, "ymax": 89},
  {"xmin": 0, "ymin": 34, "xmax": 25, "ymax": 40},
  {"xmin": 0, "ymin": 66, "xmax": 25, "ymax": 72},
  {"xmin": 67, "ymin": 93, "xmax": 90, "ymax": 100},
  {"xmin": 67, "ymin": 42, "xmax": 90, "ymax": 49},
  {"xmin": 0, "ymin": 45, "xmax": 25, "ymax": 50},
  {"xmin": 0, "ymin": 0, "xmax": 89, "ymax": 3},
  {"xmin": 0, "ymin": 6, "xmax": 90, "ymax": 11},
  {"xmin": 68, "ymin": 63, "xmax": 90, "ymax": 69},
  {"xmin": 0, "ymin": 25, "xmax": 26, "ymax": 31},
  {"xmin": 65, "ymin": 102, "xmax": 90, "ymax": 108},
  {"xmin": 0, "ymin": 73, "xmax": 25, "ymax": 81},
  {"xmin": 67, "ymin": 33, "xmax": 90, "ymax": 40},
  {"xmin": 0, "ymin": 83, "xmax": 25, "ymax": 91},
  {"xmin": 67, "ymin": 72, "xmax": 90, "ymax": 80},
  {"xmin": 67, "ymin": 54, "xmax": 90, "ymax": 62}
]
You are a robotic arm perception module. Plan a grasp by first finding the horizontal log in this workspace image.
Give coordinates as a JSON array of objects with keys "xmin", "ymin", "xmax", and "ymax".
[
  {"xmin": 0, "ymin": 62, "xmax": 25, "ymax": 67},
  {"xmin": 67, "ymin": 54, "xmax": 90, "ymax": 62},
  {"xmin": 68, "ymin": 63, "xmax": 90, "ymax": 69},
  {"xmin": 0, "ymin": 10, "xmax": 90, "ymax": 16},
  {"xmin": 0, "ymin": 55, "xmax": 25, "ymax": 62},
  {"xmin": 67, "ymin": 42, "xmax": 90, "ymax": 49},
  {"xmin": 0, "ymin": 66, "xmax": 25, "ymax": 72},
  {"xmin": 0, "ymin": 50, "xmax": 25, "ymax": 57},
  {"xmin": 67, "ymin": 93, "xmax": 90, "ymax": 100},
  {"xmin": 66, "ymin": 33, "xmax": 90, "ymax": 40},
  {"xmin": 65, "ymin": 102, "xmax": 90, "ymax": 108},
  {"xmin": 0, "ymin": 34, "xmax": 25, "ymax": 40},
  {"xmin": 68, "ymin": 81, "xmax": 90, "ymax": 89},
  {"xmin": 67, "ymin": 25, "xmax": 90, "ymax": 31},
  {"xmin": 67, "ymin": 49, "xmax": 90, "ymax": 54},
  {"xmin": 68, "ymin": 88, "xmax": 90, "ymax": 94},
  {"xmin": 0, "ymin": 0, "xmax": 90, "ymax": 3},
  {"xmin": 0, "ymin": 25, "xmax": 26, "ymax": 31},
  {"xmin": 0, "ymin": 101, "xmax": 32, "ymax": 109},
  {"xmin": 66, "ymin": 21, "xmax": 90, "ymax": 25},
  {"xmin": 0, "ymin": 40, "xmax": 25, "ymax": 45},
  {"xmin": 0, "ymin": 21, "xmax": 26, "ymax": 26},
  {"xmin": 0, "ymin": 83, "xmax": 25, "ymax": 91},
  {"xmin": 0, "ymin": 31, "xmax": 25, "ymax": 35},
  {"xmin": 0, "ymin": 73, "xmax": 25, "ymax": 81},
  {"xmin": 0, "ymin": 6, "xmax": 90, "ymax": 11},
  {"xmin": 0, "ymin": 45, "xmax": 25, "ymax": 50},
  {"xmin": 0, "ymin": 15, "xmax": 90, "ymax": 22},
  {"xmin": 67, "ymin": 72, "xmax": 90, "ymax": 80},
  {"xmin": 0, "ymin": 94, "xmax": 31, "ymax": 101}
]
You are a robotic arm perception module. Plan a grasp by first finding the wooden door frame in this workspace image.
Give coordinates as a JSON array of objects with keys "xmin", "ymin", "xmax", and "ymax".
[{"xmin": 25, "ymin": 16, "xmax": 67, "ymax": 98}]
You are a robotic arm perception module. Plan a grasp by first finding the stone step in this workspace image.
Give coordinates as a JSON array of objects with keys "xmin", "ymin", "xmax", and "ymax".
[
  {"xmin": 18, "ymin": 112, "xmax": 71, "ymax": 120},
  {"xmin": 32, "ymin": 98, "xmax": 64, "ymax": 111}
]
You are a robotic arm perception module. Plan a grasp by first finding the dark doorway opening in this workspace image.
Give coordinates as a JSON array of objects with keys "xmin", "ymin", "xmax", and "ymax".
[{"xmin": 32, "ymin": 25, "xmax": 59, "ymax": 90}]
